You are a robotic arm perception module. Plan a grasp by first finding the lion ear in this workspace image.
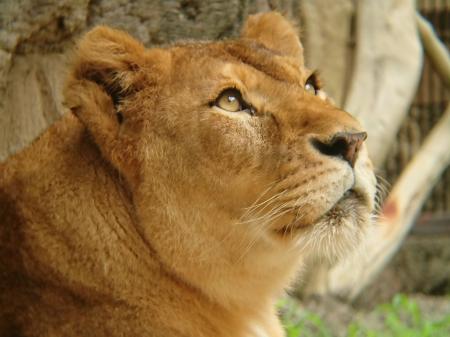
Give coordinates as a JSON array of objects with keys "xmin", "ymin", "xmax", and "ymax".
[
  {"xmin": 240, "ymin": 12, "xmax": 303, "ymax": 60},
  {"xmin": 64, "ymin": 26, "xmax": 149, "ymax": 186},
  {"xmin": 70, "ymin": 26, "xmax": 146, "ymax": 108}
]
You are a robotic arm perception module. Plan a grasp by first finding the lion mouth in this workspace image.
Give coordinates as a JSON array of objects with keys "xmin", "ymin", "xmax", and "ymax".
[
  {"xmin": 273, "ymin": 189, "xmax": 364, "ymax": 237},
  {"xmin": 321, "ymin": 189, "xmax": 364, "ymax": 221}
]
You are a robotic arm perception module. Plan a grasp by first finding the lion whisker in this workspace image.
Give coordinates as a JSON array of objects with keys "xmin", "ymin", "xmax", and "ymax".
[
  {"xmin": 240, "ymin": 187, "xmax": 287, "ymax": 220},
  {"xmin": 235, "ymin": 206, "xmax": 293, "ymax": 264}
]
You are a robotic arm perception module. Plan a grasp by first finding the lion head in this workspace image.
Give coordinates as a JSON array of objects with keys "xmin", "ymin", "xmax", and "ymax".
[{"xmin": 65, "ymin": 12, "xmax": 376, "ymax": 307}]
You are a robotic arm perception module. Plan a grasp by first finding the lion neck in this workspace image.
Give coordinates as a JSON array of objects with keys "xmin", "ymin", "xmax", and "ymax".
[
  {"xmin": 1, "ymin": 113, "xmax": 301, "ymax": 336},
  {"xmin": 132, "ymin": 138, "xmax": 303, "ymax": 311},
  {"xmin": 10, "ymin": 114, "xmax": 300, "ymax": 323},
  {"xmin": 11, "ymin": 116, "xmax": 161, "ymax": 302}
]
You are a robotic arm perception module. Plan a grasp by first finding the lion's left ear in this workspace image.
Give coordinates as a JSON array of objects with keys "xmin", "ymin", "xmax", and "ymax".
[
  {"xmin": 64, "ymin": 26, "xmax": 161, "ymax": 187},
  {"xmin": 69, "ymin": 26, "xmax": 147, "ymax": 109},
  {"xmin": 240, "ymin": 12, "xmax": 303, "ymax": 61}
]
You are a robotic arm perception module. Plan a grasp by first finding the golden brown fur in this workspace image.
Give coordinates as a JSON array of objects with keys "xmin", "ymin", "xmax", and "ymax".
[{"xmin": 0, "ymin": 12, "xmax": 376, "ymax": 337}]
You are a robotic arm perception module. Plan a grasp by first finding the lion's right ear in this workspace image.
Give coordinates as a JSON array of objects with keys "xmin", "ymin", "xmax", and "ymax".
[{"xmin": 241, "ymin": 12, "xmax": 304, "ymax": 62}]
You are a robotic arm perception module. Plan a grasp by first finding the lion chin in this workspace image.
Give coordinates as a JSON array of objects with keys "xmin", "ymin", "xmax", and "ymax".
[
  {"xmin": 0, "ymin": 11, "xmax": 376, "ymax": 337},
  {"xmin": 273, "ymin": 162, "xmax": 376, "ymax": 263},
  {"xmin": 275, "ymin": 191, "xmax": 373, "ymax": 262}
]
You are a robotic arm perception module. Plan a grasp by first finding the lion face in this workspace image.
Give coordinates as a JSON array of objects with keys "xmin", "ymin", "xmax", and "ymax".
[
  {"xmin": 65, "ymin": 12, "xmax": 376, "ymax": 304},
  {"xmin": 140, "ymin": 42, "xmax": 376, "ymax": 247}
]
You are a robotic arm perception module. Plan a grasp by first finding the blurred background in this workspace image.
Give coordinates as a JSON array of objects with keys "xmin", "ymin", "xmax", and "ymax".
[{"xmin": 0, "ymin": 0, "xmax": 449, "ymax": 336}]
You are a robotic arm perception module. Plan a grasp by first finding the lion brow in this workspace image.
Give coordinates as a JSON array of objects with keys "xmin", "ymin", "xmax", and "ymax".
[{"xmin": 222, "ymin": 41, "xmax": 300, "ymax": 84}]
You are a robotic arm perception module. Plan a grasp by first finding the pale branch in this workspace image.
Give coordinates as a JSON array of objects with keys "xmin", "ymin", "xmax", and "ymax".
[
  {"xmin": 300, "ymin": 1, "xmax": 423, "ymax": 297},
  {"xmin": 300, "ymin": 0, "xmax": 354, "ymax": 107},
  {"xmin": 417, "ymin": 13, "xmax": 450, "ymax": 88},
  {"xmin": 323, "ymin": 12, "xmax": 450, "ymax": 300},
  {"xmin": 328, "ymin": 104, "xmax": 450, "ymax": 300},
  {"xmin": 343, "ymin": 0, "xmax": 422, "ymax": 167}
]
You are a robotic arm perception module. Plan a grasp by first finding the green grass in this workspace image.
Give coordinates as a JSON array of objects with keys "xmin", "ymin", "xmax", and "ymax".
[{"xmin": 278, "ymin": 294, "xmax": 450, "ymax": 337}]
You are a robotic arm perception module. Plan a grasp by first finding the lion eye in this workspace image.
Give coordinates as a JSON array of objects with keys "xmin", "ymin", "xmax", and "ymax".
[
  {"xmin": 305, "ymin": 82, "xmax": 316, "ymax": 95},
  {"xmin": 305, "ymin": 73, "xmax": 320, "ymax": 95},
  {"xmin": 215, "ymin": 88, "xmax": 255, "ymax": 115}
]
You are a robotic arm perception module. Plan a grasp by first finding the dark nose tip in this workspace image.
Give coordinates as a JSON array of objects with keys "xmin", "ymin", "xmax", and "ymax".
[{"xmin": 312, "ymin": 131, "xmax": 367, "ymax": 167}]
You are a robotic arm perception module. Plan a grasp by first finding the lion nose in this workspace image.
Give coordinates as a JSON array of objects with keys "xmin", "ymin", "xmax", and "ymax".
[{"xmin": 312, "ymin": 131, "xmax": 367, "ymax": 167}]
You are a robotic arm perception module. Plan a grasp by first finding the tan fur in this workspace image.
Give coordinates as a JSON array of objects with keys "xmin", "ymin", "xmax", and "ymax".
[{"xmin": 0, "ymin": 12, "xmax": 376, "ymax": 337}]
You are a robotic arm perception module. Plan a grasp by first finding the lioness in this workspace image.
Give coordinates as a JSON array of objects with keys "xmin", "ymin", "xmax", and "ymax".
[{"xmin": 0, "ymin": 12, "xmax": 376, "ymax": 337}]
